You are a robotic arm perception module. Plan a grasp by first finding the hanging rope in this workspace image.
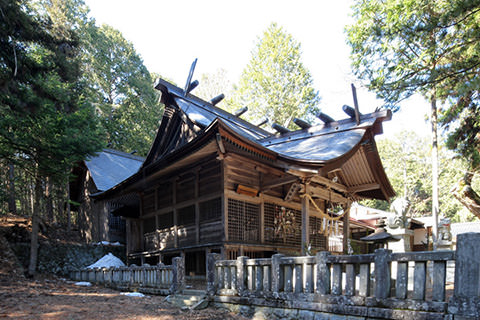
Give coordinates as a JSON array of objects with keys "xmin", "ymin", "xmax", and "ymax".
[
  {"xmin": 301, "ymin": 193, "xmax": 351, "ymax": 237},
  {"xmin": 301, "ymin": 193, "xmax": 349, "ymax": 221}
]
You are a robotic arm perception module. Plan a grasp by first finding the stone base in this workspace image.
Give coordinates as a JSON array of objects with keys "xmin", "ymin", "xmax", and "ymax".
[{"xmin": 211, "ymin": 296, "xmax": 448, "ymax": 320}]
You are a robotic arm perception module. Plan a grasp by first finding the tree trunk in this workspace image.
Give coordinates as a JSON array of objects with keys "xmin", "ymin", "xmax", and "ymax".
[
  {"xmin": 66, "ymin": 181, "xmax": 71, "ymax": 232},
  {"xmin": 7, "ymin": 163, "xmax": 17, "ymax": 215},
  {"xmin": 452, "ymin": 171, "xmax": 480, "ymax": 219},
  {"xmin": 28, "ymin": 175, "xmax": 42, "ymax": 277},
  {"xmin": 430, "ymin": 93, "xmax": 439, "ymax": 251},
  {"xmin": 45, "ymin": 176, "xmax": 54, "ymax": 223}
]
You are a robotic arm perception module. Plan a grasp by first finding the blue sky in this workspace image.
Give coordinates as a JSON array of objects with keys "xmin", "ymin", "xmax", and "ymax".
[{"xmin": 85, "ymin": 0, "xmax": 431, "ymax": 139}]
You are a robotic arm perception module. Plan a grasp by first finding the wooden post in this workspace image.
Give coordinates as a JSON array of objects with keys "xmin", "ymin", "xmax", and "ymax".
[
  {"xmin": 342, "ymin": 203, "xmax": 351, "ymax": 254},
  {"xmin": 173, "ymin": 179, "xmax": 178, "ymax": 248},
  {"xmin": 301, "ymin": 187, "xmax": 310, "ymax": 255},
  {"xmin": 195, "ymin": 169, "xmax": 200, "ymax": 244},
  {"xmin": 351, "ymin": 83, "xmax": 361, "ymax": 125}
]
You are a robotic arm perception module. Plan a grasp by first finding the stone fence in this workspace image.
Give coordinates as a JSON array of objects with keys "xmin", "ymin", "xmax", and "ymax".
[
  {"xmin": 68, "ymin": 233, "xmax": 480, "ymax": 319},
  {"xmin": 69, "ymin": 256, "xmax": 184, "ymax": 295},
  {"xmin": 207, "ymin": 233, "xmax": 480, "ymax": 319}
]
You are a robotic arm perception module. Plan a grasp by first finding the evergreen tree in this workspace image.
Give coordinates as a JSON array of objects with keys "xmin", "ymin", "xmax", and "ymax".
[
  {"xmin": 85, "ymin": 24, "xmax": 162, "ymax": 156},
  {"xmin": 231, "ymin": 23, "xmax": 320, "ymax": 129},
  {"xmin": 346, "ymin": 0, "xmax": 480, "ymax": 246},
  {"xmin": 0, "ymin": 0, "xmax": 105, "ymax": 275}
]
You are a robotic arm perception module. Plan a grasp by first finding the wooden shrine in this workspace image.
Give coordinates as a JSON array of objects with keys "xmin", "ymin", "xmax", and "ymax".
[{"xmin": 95, "ymin": 63, "xmax": 395, "ymax": 276}]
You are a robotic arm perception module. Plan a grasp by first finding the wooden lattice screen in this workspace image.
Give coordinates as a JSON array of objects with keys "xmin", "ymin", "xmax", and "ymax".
[
  {"xmin": 309, "ymin": 216, "xmax": 327, "ymax": 250},
  {"xmin": 227, "ymin": 198, "xmax": 260, "ymax": 242}
]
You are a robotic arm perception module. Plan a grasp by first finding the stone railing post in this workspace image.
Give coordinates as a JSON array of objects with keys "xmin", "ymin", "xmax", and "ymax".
[
  {"xmin": 271, "ymin": 254, "xmax": 284, "ymax": 295},
  {"xmin": 374, "ymin": 248, "xmax": 392, "ymax": 299},
  {"xmin": 170, "ymin": 256, "xmax": 185, "ymax": 294},
  {"xmin": 235, "ymin": 256, "xmax": 248, "ymax": 295},
  {"xmin": 316, "ymin": 251, "xmax": 330, "ymax": 295},
  {"xmin": 206, "ymin": 253, "xmax": 221, "ymax": 295},
  {"xmin": 448, "ymin": 232, "xmax": 480, "ymax": 318}
]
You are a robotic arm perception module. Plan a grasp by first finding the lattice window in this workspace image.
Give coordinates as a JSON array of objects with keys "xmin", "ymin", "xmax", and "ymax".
[
  {"xmin": 157, "ymin": 181, "xmax": 173, "ymax": 209},
  {"xmin": 177, "ymin": 205, "xmax": 195, "ymax": 226},
  {"xmin": 309, "ymin": 216, "xmax": 327, "ymax": 250},
  {"xmin": 108, "ymin": 213, "xmax": 125, "ymax": 232},
  {"xmin": 264, "ymin": 203, "xmax": 301, "ymax": 246},
  {"xmin": 143, "ymin": 190, "xmax": 155, "ymax": 214},
  {"xmin": 227, "ymin": 199, "xmax": 260, "ymax": 242},
  {"xmin": 199, "ymin": 197, "xmax": 221, "ymax": 222},
  {"xmin": 158, "ymin": 211, "xmax": 173, "ymax": 230}
]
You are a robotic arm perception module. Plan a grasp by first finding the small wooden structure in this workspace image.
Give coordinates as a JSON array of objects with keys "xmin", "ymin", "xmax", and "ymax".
[
  {"xmin": 70, "ymin": 148, "xmax": 144, "ymax": 243},
  {"xmin": 96, "ymin": 75, "xmax": 395, "ymax": 275}
]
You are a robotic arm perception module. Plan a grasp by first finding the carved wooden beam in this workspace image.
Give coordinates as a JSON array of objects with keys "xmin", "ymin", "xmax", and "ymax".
[{"xmin": 306, "ymin": 184, "xmax": 348, "ymax": 204}]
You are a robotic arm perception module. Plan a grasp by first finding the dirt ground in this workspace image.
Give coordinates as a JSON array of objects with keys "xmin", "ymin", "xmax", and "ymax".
[
  {"xmin": 0, "ymin": 274, "xmax": 246, "ymax": 320},
  {"xmin": 0, "ymin": 215, "xmax": 245, "ymax": 320}
]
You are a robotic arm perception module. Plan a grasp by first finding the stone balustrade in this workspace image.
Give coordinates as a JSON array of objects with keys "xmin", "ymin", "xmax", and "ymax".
[
  {"xmin": 69, "ymin": 233, "xmax": 480, "ymax": 319},
  {"xmin": 208, "ymin": 233, "xmax": 480, "ymax": 319},
  {"xmin": 69, "ymin": 256, "xmax": 184, "ymax": 295}
]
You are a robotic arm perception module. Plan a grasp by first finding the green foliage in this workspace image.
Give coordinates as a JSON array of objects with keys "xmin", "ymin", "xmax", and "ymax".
[
  {"xmin": 85, "ymin": 24, "xmax": 162, "ymax": 156},
  {"xmin": 441, "ymin": 95, "xmax": 480, "ymax": 169},
  {"xmin": 231, "ymin": 23, "xmax": 320, "ymax": 129},
  {"xmin": 0, "ymin": 0, "xmax": 105, "ymax": 182},
  {"xmin": 347, "ymin": 0, "xmax": 479, "ymax": 106},
  {"xmin": 347, "ymin": 0, "xmax": 480, "ymax": 218},
  {"xmin": 366, "ymin": 131, "xmax": 472, "ymax": 221}
]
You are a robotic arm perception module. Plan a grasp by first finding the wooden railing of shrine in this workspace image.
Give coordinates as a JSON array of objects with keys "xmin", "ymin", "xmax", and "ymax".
[{"xmin": 207, "ymin": 233, "xmax": 480, "ymax": 319}]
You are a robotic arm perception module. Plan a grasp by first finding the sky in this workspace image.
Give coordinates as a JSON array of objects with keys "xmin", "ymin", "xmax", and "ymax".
[{"xmin": 84, "ymin": 0, "xmax": 431, "ymax": 139}]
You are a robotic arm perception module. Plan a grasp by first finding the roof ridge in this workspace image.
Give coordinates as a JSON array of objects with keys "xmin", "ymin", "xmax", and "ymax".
[{"xmin": 102, "ymin": 148, "xmax": 145, "ymax": 161}]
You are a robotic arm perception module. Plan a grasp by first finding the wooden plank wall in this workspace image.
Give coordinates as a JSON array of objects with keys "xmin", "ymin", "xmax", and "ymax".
[{"xmin": 139, "ymin": 157, "xmax": 224, "ymax": 253}]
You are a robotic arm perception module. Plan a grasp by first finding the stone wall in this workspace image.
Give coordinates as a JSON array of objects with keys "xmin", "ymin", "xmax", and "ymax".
[{"xmin": 11, "ymin": 243, "xmax": 125, "ymax": 276}]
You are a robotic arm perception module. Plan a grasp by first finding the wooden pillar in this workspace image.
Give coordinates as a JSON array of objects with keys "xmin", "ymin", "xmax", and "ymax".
[
  {"xmin": 301, "ymin": 185, "xmax": 310, "ymax": 255},
  {"xmin": 342, "ymin": 203, "xmax": 351, "ymax": 254},
  {"xmin": 221, "ymin": 160, "xmax": 228, "ymax": 243},
  {"xmin": 195, "ymin": 168, "xmax": 200, "ymax": 244},
  {"xmin": 173, "ymin": 179, "xmax": 178, "ymax": 248}
]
